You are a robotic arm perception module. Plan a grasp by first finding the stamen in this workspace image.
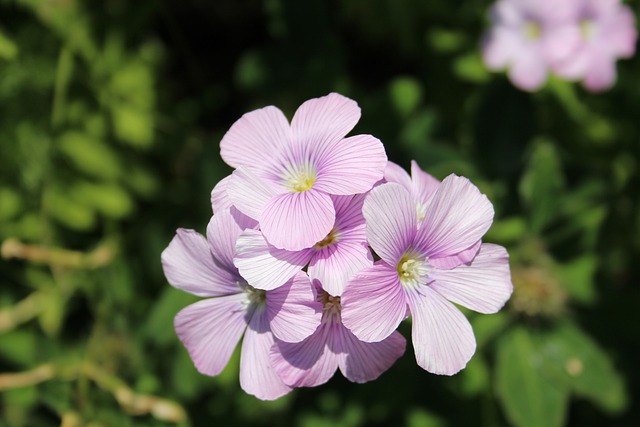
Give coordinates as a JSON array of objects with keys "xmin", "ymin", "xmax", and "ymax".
[
  {"xmin": 239, "ymin": 281, "xmax": 267, "ymax": 306},
  {"xmin": 283, "ymin": 162, "xmax": 317, "ymax": 193},
  {"xmin": 318, "ymin": 290, "xmax": 341, "ymax": 324},
  {"xmin": 396, "ymin": 253, "xmax": 431, "ymax": 289},
  {"xmin": 314, "ymin": 228, "xmax": 339, "ymax": 249}
]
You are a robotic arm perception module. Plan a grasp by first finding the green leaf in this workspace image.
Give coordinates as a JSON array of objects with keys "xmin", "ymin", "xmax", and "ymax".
[
  {"xmin": 538, "ymin": 322, "xmax": 627, "ymax": 413},
  {"xmin": 495, "ymin": 327, "xmax": 569, "ymax": 427},
  {"xmin": 453, "ymin": 52, "xmax": 490, "ymax": 83},
  {"xmin": 519, "ymin": 138, "xmax": 565, "ymax": 232},
  {"xmin": 484, "ymin": 217, "xmax": 527, "ymax": 244},
  {"xmin": 389, "ymin": 77, "xmax": 423, "ymax": 118},
  {"xmin": 58, "ymin": 131, "xmax": 122, "ymax": 180},
  {"xmin": 555, "ymin": 255, "xmax": 597, "ymax": 305}
]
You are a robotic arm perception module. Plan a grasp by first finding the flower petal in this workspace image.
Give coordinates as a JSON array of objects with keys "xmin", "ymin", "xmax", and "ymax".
[
  {"xmin": 239, "ymin": 310, "xmax": 292, "ymax": 400},
  {"xmin": 362, "ymin": 183, "xmax": 416, "ymax": 266},
  {"xmin": 384, "ymin": 161, "xmax": 412, "ymax": 190},
  {"xmin": 410, "ymin": 160, "xmax": 440, "ymax": 205},
  {"xmin": 266, "ymin": 272, "xmax": 322, "ymax": 342},
  {"xmin": 161, "ymin": 228, "xmax": 240, "ymax": 297},
  {"xmin": 227, "ymin": 166, "xmax": 283, "ymax": 220},
  {"xmin": 270, "ymin": 323, "xmax": 339, "ymax": 388},
  {"xmin": 174, "ymin": 294, "xmax": 248, "ymax": 376},
  {"xmin": 220, "ymin": 105, "xmax": 291, "ymax": 170},
  {"xmin": 340, "ymin": 263, "xmax": 407, "ymax": 342},
  {"xmin": 207, "ymin": 210, "xmax": 257, "ymax": 273},
  {"xmin": 406, "ymin": 286, "xmax": 476, "ymax": 375},
  {"xmin": 429, "ymin": 240, "xmax": 481, "ymax": 270},
  {"xmin": 414, "ymin": 175, "xmax": 493, "ymax": 261},
  {"xmin": 308, "ymin": 241, "xmax": 373, "ymax": 296},
  {"xmin": 235, "ymin": 229, "xmax": 313, "ymax": 290},
  {"xmin": 291, "ymin": 93, "xmax": 361, "ymax": 156},
  {"xmin": 260, "ymin": 190, "xmax": 335, "ymax": 251},
  {"xmin": 313, "ymin": 135, "xmax": 387, "ymax": 195},
  {"xmin": 508, "ymin": 49, "xmax": 548, "ymax": 91},
  {"xmin": 337, "ymin": 328, "xmax": 406, "ymax": 384},
  {"xmin": 430, "ymin": 244, "xmax": 513, "ymax": 314},
  {"xmin": 211, "ymin": 175, "xmax": 233, "ymax": 213}
]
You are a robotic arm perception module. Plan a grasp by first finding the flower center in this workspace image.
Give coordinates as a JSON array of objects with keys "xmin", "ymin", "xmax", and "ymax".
[
  {"xmin": 580, "ymin": 19, "xmax": 595, "ymax": 40},
  {"xmin": 522, "ymin": 21, "xmax": 541, "ymax": 41},
  {"xmin": 240, "ymin": 281, "xmax": 267, "ymax": 306},
  {"xmin": 318, "ymin": 290, "xmax": 341, "ymax": 323},
  {"xmin": 314, "ymin": 228, "xmax": 339, "ymax": 249},
  {"xmin": 396, "ymin": 253, "xmax": 431, "ymax": 289},
  {"xmin": 284, "ymin": 163, "xmax": 317, "ymax": 193}
]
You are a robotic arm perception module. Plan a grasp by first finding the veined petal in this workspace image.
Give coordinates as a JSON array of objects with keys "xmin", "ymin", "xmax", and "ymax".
[
  {"xmin": 406, "ymin": 286, "xmax": 476, "ymax": 375},
  {"xmin": 429, "ymin": 240, "xmax": 481, "ymax": 270},
  {"xmin": 240, "ymin": 309, "xmax": 292, "ymax": 400},
  {"xmin": 410, "ymin": 160, "xmax": 440, "ymax": 205},
  {"xmin": 333, "ymin": 193, "xmax": 367, "ymax": 234},
  {"xmin": 337, "ymin": 327, "xmax": 406, "ymax": 383},
  {"xmin": 430, "ymin": 244, "xmax": 513, "ymax": 314},
  {"xmin": 270, "ymin": 323, "xmax": 339, "ymax": 388},
  {"xmin": 384, "ymin": 161, "xmax": 412, "ymax": 190},
  {"xmin": 260, "ymin": 190, "xmax": 335, "ymax": 251},
  {"xmin": 235, "ymin": 229, "xmax": 313, "ymax": 290},
  {"xmin": 220, "ymin": 105, "xmax": 291, "ymax": 170},
  {"xmin": 207, "ymin": 210, "xmax": 257, "ymax": 273},
  {"xmin": 161, "ymin": 229, "xmax": 240, "ymax": 297},
  {"xmin": 227, "ymin": 166, "xmax": 283, "ymax": 220},
  {"xmin": 266, "ymin": 272, "xmax": 322, "ymax": 342},
  {"xmin": 291, "ymin": 93, "xmax": 361, "ymax": 158},
  {"xmin": 211, "ymin": 174, "xmax": 233, "ymax": 213},
  {"xmin": 340, "ymin": 263, "xmax": 407, "ymax": 342},
  {"xmin": 308, "ymin": 241, "xmax": 373, "ymax": 296},
  {"xmin": 174, "ymin": 294, "xmax": 248, "ymax": 376},
  {"xmin": 363, "ymin": 183, "xmax": 416, "ymax": 266},
  {"xmin": 414, "ymin": 175, "xmax": 494, "ymax": 261},
  {"xmin": 314, "ymin": 135, "xmax": 387, "ymax": 195}
]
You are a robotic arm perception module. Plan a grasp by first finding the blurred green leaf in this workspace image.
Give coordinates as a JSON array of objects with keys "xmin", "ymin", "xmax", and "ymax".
[
  {"xmin": 406, "ymin": 408, "xmax": 445, "ymax": 427},
  {"xmin": 556, "ymin": 255, "xmax": 597, "ymax": 305},
  {"xmin": 519, "ymin": 138, "xmax": 565, "ymax": 232},
  {"xmin": 0, "ymin": 30, "xmax": 18, "ymax": 60},
  {"xmin": 427, "ymin": 28, "xmax": 466, "ymax": 53},
  {"xmin": 45, "ymin": 185, "xmax": 96, "ymax": 231},
  {"xmin": 389, "ymin": 77, "xmax": 422, "ymax": 118},
  {"xmin": 496, "ymin": 327, "xmax": 569, "ymax": 427},
  {"xmin": 484, "ymin": 217, "xmax": 527, "ymax": 244},
  {"xmin": 453, "ymin": 52, "xmax": 490, "ymax": 83},
  {"xmin": 72, "ymin": 181, "xmax": 134, "ymax": 219},
  {"xmin": 0, "ymin": 330, "xmax": 37, "ymax": 367},
  {"xmin": 538, "ymin": 322, "xmax": 627, "ymax": 414},
  {"xmin": 58, "ymin": 131, "xmax": 122, "ymax": 180},
  {"xmin": 37, "ymin": 287, "xmax": 64, "ymax": 337},
  {"xmin": 0, "ymin": 187, "xmax": 23, "ymax": 222}
]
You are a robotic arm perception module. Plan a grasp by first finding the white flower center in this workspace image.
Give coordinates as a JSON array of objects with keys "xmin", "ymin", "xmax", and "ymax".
[
  {"xmin": 239, "ymin": 281, "xmax": 266, "ymax": 306},
  {"xmin": 580, "ymin": 19, "xmax": 596, "ymax": 41},
  {"xmin": 318, "ymin": 290, "xmax": 341, "ymax": 324},
  {"xmin": 283, "ymin": 162, "xmax": 317, "ymax": 193},
  {"xmin": 397, "ymin": 253, "xmax": 431, "ymax": 289}
]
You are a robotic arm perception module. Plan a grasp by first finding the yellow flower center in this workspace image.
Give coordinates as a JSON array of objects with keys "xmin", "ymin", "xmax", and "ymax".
[
  {"xmin": 318, "ymin": 290, "xmax": 341, "ymax": 323},
  {"xmin": 314, "ymin": 228, "xmax": 339, "ymax": 249},
  {"xmin": 284, "ymin": 163, "xmax": 317, "ymax": 193},
  {"xmin": 523, "ymin": 21, "xmax": 541, "ymax": 40},
  {"xmin": 396, "ymin": 253, "xmax": 431, "ymax": 289},
  {"xmin": 580, "ymin": 19, "xmax": 595, "ymax": 40}
]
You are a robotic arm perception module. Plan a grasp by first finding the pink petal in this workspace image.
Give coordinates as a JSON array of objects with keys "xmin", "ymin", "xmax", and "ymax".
[
  {"xmin": 239, "ymin": 311, "xmax": 292, "ymax": 400},
  {"xmin": 340, "ymin": 263, "xmax": 407, "ymax": 342},
  {"xmin": 161, "ymin": 228, "xmax": 240, "ymax": 297},
  {"xmin": 414, "ymin": 175, "xmax": 493, "ymax": 261},
  {"xmin": 174, "ymin": 294, "xmax": 248, "ymax": 376},
  {"xmin": 430, "ymin": 244, "xmax": 513, "ymax": 314},
  {"xmin": 260, "ymin": 190, "xmax": 335, "ymax": 251},
  {"xmin": 266, "ymin": 271, "xmax": 322, "ymax": 342},
  {"xmin": 482, "ymin": 27, "xmax": 522, "ymax": 70},
  {"xmin": 270, "ymin": 323, "xmax": 339, "ymax": 388},
  {"xmin": 362, "ymin": 183, "xmax": 416, "ymax": 266},
  {"xmin": 291, "ymin": 93, "xmax": 361, "ymax": 156},
  {"xmin": 332, "ymin": 193, "xmax": 367, "ymax": 234},
  {"xmin": 406, "ymin": 286, "xmax": 476, "ymax": 375},
  {"xmin": 220, "ymin": 105, "xmax": 291, "ymax": 170},
  {"xmin": 206, "ymin": 210, "xmax": 256, "ymax": 273},
  {"xmin": 211, "ymin": 175, "xmax": 233, "ymax": 213},
  {"xmin": 308, "ymin": 241, "xmax": 373, "ymax": 296},
  {"xmin": 541, "ymin": 26, "xmax": 582, "ymax": 64},
  {"xmin": 337, "ymin": 328, "xmax": 406, "ymax": 383},
  {"xmin": 410, "ymin": 160, "xmax": 440, "ymax": 206},
  {"xmin": 384, "ymin": 161, "xmax": 412, "ymax": 190},
  {"xmin": 234, "ymin": 229, "xmax": 313, "ymax": 290},
  {"xmin": 429, "ymin": 240, "xmax": 481, "ymax": 270},
  {"xmin": 583, "ymin": 54, "xmax": 617, "ymax": 92},
  {"xmin": 313, "ymin": 135, "xmax": 387, "ymax": 195},
  {"xmin": 508, "ymin": 49, "xmax": 548, "ymax": 91},
  {"xmin": 227, "ymin": 166, "xmax": 283, "ymax": 220}
]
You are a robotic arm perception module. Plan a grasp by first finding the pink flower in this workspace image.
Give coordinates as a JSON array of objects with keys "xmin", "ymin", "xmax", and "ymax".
[
  {"xmin": 233, "ymin": 194, "xmax": 373, "ymax": 295},
  {"xmin": 384, "ymin": 160, "xmax": 440, "ymax": 224},
  {"xmin": 220, "ymin": 93, "xmax": 387, "ymax": 251},
  {"xmin": 161, "ymin": 210, "xmax": 322, "ymax": 400},
  {"xmin": 554, "ymin": 0, "xmax": 637, "ymax": 92},
  {"xmin": 482, "ymin": 0, "xmax": 582, "ymax": 91},
  {"xmin": 340, "ymin": 176, "xmax": 513, "ymax": 375},
  {"xmin": 270, "ymin": 281, "xmax": 406, "ymax": 387}
]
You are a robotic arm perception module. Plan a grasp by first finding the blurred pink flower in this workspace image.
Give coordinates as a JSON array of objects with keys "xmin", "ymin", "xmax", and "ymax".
[
  {"xmin": 554, "ymin": 0, "xmax": 637, "ymax": 92},
  {"xmin": 161, "ymin": 209, "xmax": 321, "ymax": 400},
  {"xmin": 220, "ymin": 93, "xmax": 387, "ymax": 251},
  {"xmin": 482, "ymin": 0, "xmax": 582, "ymax": 91}
]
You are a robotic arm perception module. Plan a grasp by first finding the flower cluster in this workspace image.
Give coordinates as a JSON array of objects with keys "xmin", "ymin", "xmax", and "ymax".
[
  {"xmin": 161, "ymin": 93, "xmax": 513, "ymax": 400},
  {"xmin": 482, "ymin": 0, "xmax": 637, "ymax": 92}
]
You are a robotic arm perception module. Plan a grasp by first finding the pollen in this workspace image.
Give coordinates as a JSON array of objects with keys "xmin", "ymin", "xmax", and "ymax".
[
  {"xmin": 284, "ymin": 162, "xmax": 317, "ymax": 193},
  {"xmin": 522, "ymin": 21, "xmax": 541, "ymax": 40},
  {"xmin": 580, "ymin": 19, "xmax": 595, "ymax": 41},
  {"xmin": 397, "ymin": 253, "xmax": 431, "ymax": 289},
  {"xmin": 314, "ymin": 228, "xmax": 339, "ymax": 249}
]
